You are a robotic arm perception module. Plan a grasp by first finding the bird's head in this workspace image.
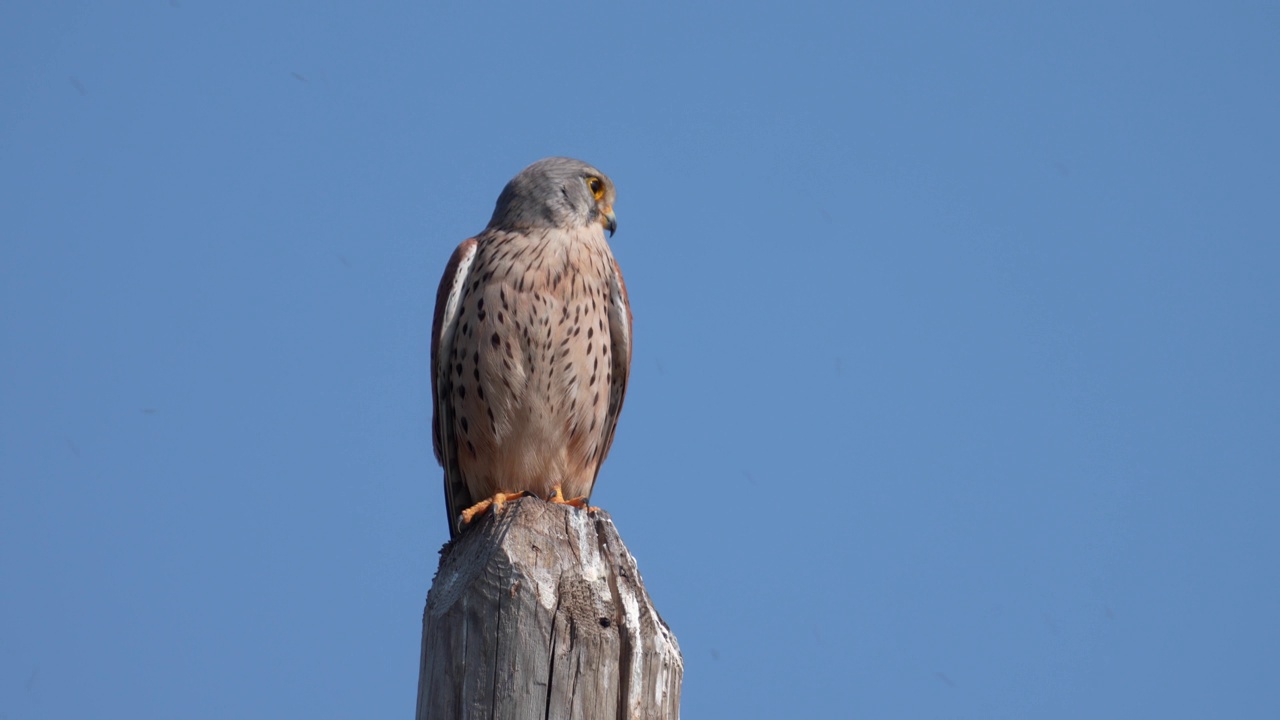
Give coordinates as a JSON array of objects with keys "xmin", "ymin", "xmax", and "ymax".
[{"xmin": 487, "ymin": 157, "xmax": 617, "ymax": 237}]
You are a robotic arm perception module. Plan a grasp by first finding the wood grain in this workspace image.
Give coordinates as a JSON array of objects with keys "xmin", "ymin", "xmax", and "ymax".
[{"xmin": 416, "ymin": 498, "xmax": 682, "ymax": 720}]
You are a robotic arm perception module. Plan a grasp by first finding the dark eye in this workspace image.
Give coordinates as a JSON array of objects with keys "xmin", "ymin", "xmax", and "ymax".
[{"xmin": 587, "ymin": 176, "xmax": 604, "ymax": 199}]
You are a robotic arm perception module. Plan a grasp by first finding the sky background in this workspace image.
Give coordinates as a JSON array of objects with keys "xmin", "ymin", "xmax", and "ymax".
[{"xmin": 2, "ymin": 2, "xmax": 1278, "ymax": 718}]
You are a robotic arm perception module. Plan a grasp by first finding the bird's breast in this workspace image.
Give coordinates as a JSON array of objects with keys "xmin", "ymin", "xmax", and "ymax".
[{"xmin": 447, "ymin": 228, "xmax": 617, "ymax": 496}]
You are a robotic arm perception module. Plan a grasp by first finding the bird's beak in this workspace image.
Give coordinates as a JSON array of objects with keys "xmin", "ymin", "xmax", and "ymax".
[{"xmin": 602, "ymin": 208, "xmax": 617, "ymax": 237}]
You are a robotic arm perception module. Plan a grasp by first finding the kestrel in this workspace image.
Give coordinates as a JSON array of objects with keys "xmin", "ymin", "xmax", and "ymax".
[{"xmin": 430, "ymin": 157, "xmax": 632, "ymax": 538}]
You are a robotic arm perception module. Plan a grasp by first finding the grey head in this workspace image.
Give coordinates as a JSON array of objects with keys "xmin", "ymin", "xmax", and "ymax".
[{"xmin": 487, "ymin": 157, "xmax": 618, "ymax": 237}]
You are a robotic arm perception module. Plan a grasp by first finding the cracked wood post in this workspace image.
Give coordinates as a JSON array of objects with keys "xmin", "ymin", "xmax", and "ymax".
[{"xmin": 416, "ymin": 497, "xmax": 683, "ymax": 720}]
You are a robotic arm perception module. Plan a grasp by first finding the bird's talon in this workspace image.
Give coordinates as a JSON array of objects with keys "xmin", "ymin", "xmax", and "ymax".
[
  {"xmin": 548, "ymin": 484, "xmax": 589, "ymax": 508},
  {"xmin": 460, "ymin": 491, "xmax": 528, "ymax": 526},
  {"xmin": 459, "ymin": 498, "xmax": 492, "ymax": 525}
]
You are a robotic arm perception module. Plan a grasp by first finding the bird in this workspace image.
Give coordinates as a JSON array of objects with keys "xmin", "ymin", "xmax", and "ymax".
[{"xmin": 430, "ymin": 157, "xmax": 632, "ymax": 538}]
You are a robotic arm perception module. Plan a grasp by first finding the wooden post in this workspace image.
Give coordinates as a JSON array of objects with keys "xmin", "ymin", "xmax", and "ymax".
[{"xmin": 416, "ymin": 497, "xmax": 683, "ymax": 720}]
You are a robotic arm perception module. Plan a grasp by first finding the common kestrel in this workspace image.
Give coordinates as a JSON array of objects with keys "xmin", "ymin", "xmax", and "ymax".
[{"xmin": 431, "ymin": 157, "xmax": 632, "ymax": 538}]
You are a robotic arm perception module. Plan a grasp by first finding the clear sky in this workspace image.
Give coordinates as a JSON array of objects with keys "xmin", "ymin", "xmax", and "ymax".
[{"xmin": 2, "ymin": 2, "xmax": 1278, "ymax": 718}]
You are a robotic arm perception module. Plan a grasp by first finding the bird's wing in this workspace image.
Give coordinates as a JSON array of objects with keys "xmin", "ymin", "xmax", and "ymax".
[
  {"xmin": 592, "ymin": 254, "xmax": 633, "ymax": 488},
  {"xmin": 431, "ymin": 237, "xmax": 479, "ymax": 538}
]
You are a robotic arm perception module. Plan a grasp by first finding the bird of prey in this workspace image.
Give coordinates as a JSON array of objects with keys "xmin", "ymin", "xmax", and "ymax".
[{"xmin": 430, "ymin": 157, "xmax": 632, "ymax": 538}]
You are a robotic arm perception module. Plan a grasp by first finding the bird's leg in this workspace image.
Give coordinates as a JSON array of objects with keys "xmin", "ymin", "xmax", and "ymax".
[
  {"xmin": 548, "ymin": 484, "xmax": 595, "ymax": 511},
  {"xmin": 459, "ymin": 491, "xmax": 528, "ymax": 526}
]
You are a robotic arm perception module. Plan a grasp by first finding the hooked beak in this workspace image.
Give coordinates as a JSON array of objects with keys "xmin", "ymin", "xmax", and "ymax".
[{"xmin": 602, "ymin": 208, "xmax": 617, "ymax": 237}]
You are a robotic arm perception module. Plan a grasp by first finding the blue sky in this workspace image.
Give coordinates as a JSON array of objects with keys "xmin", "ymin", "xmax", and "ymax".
[{"xmin": 2, "ymin": 2, "xmax": 1278, "ymax": 718}]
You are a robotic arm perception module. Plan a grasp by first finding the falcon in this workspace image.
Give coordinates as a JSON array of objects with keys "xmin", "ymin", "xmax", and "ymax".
[{"xmin": 430, "ymin": 157, "xmax": 632, "ymax": 538}]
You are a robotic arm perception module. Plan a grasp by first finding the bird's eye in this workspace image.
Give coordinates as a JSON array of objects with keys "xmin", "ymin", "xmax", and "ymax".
[{"xmin": 587, "ymin": 176, "xmax": 605, "ymax": 200}]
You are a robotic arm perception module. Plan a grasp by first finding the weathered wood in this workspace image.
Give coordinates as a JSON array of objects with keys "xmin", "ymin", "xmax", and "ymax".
[{"xmin": 416, "ymin": 498, "xmax": 682, "ymax": 720}]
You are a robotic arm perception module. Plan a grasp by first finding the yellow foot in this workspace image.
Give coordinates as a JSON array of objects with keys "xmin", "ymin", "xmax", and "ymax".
[
  {"xmin": 459, "ymin": 491, "xmax": 528, "ymax": 526},
  {"xmin": 548, "ymin": 484, "xmax": 591, "ymax": 509}
]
